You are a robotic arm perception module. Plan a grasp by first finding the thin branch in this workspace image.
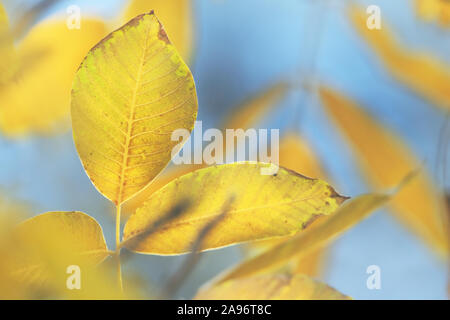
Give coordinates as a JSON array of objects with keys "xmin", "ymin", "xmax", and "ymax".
[
  {"xmin": 160, "ymin": 196, "xmax": 235, "ymax": 299},
  {"xmin": 119, "ymin": 199, "xmax": 192, "ymax": 254},
  {"xmin": 115, "ymin": 204, "xmax": 123, "ymax": 293}
]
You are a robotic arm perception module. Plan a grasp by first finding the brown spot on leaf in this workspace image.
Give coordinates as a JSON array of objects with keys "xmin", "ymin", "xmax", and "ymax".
[
  {"xmin": 158, "ymin": 25, "xmax": 170, "ymax": 44},
  {"xmin": 327, "ymin": 186, "xmax": 350, "ymax": 205},
  {"xmin": 302, "ymin": 214, "xmax": 324, "ymax": 229}
]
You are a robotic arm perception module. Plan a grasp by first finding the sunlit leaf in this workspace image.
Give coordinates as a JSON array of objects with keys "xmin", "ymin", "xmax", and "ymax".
[
  {"xmin": 0, "ymin": 208, "xmax": 29, "ymax": 299},
  {"xmin": 15, "ymin": 211, "xmax": 109, "ymax": 266},
  {"xmin": 122, "ymin": 163, "xmax": 203, "ymax": 215},
  {"xmin": 0, "ymin": 2, "xmax": 16, "ymax": 85},
  {"xmin": 123, "ymin": 162, "xmax": 347, "ymax": 255},
  {"xmin": 0, "ymin": 3, "xmax": 6, "ymax": 24},
  {"xmin": 0, "ymin": 210, "xmax": 143, "ymax": 299},
  {"xmin": 278, "ymin": 132, "xmax": 324, "ymax": 180},
  {"xmin": 10, "ymin": 211, "xmax": 109, "ymax": 289},
  {"xmin": 71, "ymin": 12, "xmax": 198, "ymax": 205},
  {"xmin": 244, "ymin": 217, "xmax": 327, "ymax": 278},
  {"xmin": 123, "ymin": 0, "xmax": 193, "ymax": 60},
  {"xmin": 415, "ymin": 0, "xmax": 450, "ymax": 27},
  {"xmin": 195, "ymin": 273, "xmax": 351, "ymax": 300},
  {"xmin": 245, "ymin": 133, "xmax": 328, "ymax": 277},
  {"xmin": 320, "ymin": 86, "xmax": 448, "ymax": 258},
  {"xmin": 0, "ymin": 16, "xmax": 107, "ymax": 136},
  {"xmin": 123, "ymin": 81, "xmax": 288, "ymax": 215},
  {"xmin": 349, "ymin": 6, "xmax": 450, "ymax": 111},
  {"xmin": 217, "ymin": 193, "xmax": 389, "ymax": 283}
]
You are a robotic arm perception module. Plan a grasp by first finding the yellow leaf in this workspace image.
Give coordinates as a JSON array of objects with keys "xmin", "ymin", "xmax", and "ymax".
[
  {"xmin": 222, "ymin": 82, "xmax": 289, "ymax": 131},
  {"xmin": 123, "ymin": 82, "xmax": 288, "ymax": 215},
  {"xmin": 11, "ymin": 211, "xmax": 109, "ymax": 288},
  {"xmin": 217, "ymin": 194, "xmax": 389, "ymax": 283},
  {"xmin": 279, "ymin": 132, "xmax": 324, "ymax": 180},
  {"xmin": 1, "ymin": 212, "xmax": 145, "ymax": 299},
  {"xmin": 320, "ymin": 86, "xmax": 448, "ymax": 258},
  {"xmin": 0, "ymin": 3, "xmax": 6, "ymax": 22},
  {"xmin": 0, "ymin": 17, "xmax": 107, "ymax": 136},
  {"xmin": 349, "ymin": 6, "xmax": 450, "ymax": 111},
  {"xmin": 122, "ymin": 163, "xmax": 203, "ymax": 215},
  {"xmin": 245, "ymin": 133, "xmax": 328, "ymax": 277},
  {"xmin": 0, "ymin": 202, "xmax": 136, "ymax": 299},
  {"xmin": 71, "ymin": 12, "xmax": 198, "ymax": 205},
  {"xmin": 244, "ymin": 217, "xmax": 327, "ymax": 278},
  {"xmin": 16, "ymin": 211, "xmax": 109, "ymax": 265},
  {"xmin": 123, "ymin": 162, "xmax": 347, "ymax": 255},
  {"xmin": 123, "ymin": 0, "xmax": 193, "ymax": 60},
  {"xmin": 0, "ymin": 2, "xmax": 16, "ymax": 85},
  {"xmin": 195, "ymin": 273, "xmax": 351, "ymax": 300},
  {"xmin": 415, "ymin": 0, "xmax": 450, "ymax": 27}
]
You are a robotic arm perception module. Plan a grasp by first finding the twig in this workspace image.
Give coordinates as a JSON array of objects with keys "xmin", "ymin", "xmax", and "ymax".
[{"xmin": 159, "ymin": 196, "xmax": 235, "ymax": 299}]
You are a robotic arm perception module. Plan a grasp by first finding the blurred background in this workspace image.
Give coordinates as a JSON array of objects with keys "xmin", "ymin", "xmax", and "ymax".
[{"xmin": 0, "ymin": 0, "xmax": 448, "ymax": 299}]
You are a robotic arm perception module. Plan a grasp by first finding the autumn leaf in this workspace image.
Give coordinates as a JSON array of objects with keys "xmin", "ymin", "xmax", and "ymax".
[
  {"xmin": 122, "ymin": 81, "xmax": 288, "ymax": 215},
  {"xmin": 349, "ymin": 5, "xmax": 450, "ymax": 111},
  {"xmin": 221, "ymin": 82, "xmax": 289, "ymax": 130},
  {"xmin": 243, "ymin": 218, "xmax": 328, "ymax": 277},
  {"xmin": 245, "ymin": 133, "xmax": 329, "ymax": 277},
  {"xmin": 0, "ymin": 16, "xmax": 107, "ymax": 137},
  {"xmin": 0, "ymin": 210, "xmax": 146, "ymax": 299},
  {"xmin": 319, "ymin": 86, "xmax": 448, "ymax": 258},
  {"xmin": 0, "ymin": 2, "xmax": 16, "ymax": 86},
  {"xmin": 217, "ymin": 193, "xmax": 389, "ymax": 283},
  {"xmin": 122, "ymin": 163, "xmax": 203, "ymax": 216},
  {"xmin": 123, "ymin": 162, "xmax": 347, "ymax": 255},
  {"xmin": 0, "ymin": 200, "xmax": 30, "ymax": 299},
  {"xmin": 123, "ymin": 0, "xmax": 193, "ymax": 60},
  {"xmin": 0, "ymin": 3, "xmax": 7, "ymax": 28},
  {"xmin": 11, "ymin": 211, "xmax": 109, "ymax": 287},
  {"xmin": 15, "ymin": 211, "xmax": 109, "ymax": 264},
  {"xmin": 278, "ymin": 132, "xmax": 324, "ymax": 180},
  {"xmin": 415, "ymin": 0, "xmax": 450, "ymax": 27},
  {"xmin": 71, "ymin": 12, "xmax": 198, "ymax": 205},
  {"xmin": 195, "ymin": 273, "xmax": 351, "ymax": 300}
]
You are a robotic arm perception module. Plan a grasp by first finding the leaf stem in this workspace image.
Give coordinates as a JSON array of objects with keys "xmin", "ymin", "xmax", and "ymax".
[{"xmin": 115, "ymin": 204, "xmax": 123, "ymax": 293}]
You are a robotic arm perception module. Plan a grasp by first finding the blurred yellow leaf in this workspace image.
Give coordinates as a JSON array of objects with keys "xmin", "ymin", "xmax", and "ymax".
[
  {"xmin": 0, "ymin": 207, "xmax": 29, "ymax": 299},
  {"xmin": 0, "ymin": 3, "xmax": 6, "ymax": 23},
  {"xmin": 279, "ymin": 132, "xmax": 324, "ymax": 180},
  {"xmin": 10, "ymin": 212, "xmax": 109, "ymax": 291},
  {"xmin": 123, "ymin": 162, "xmax": 347, "ymax": 255},
  {"xmin": 71, "ymin": 12, "xmax": 198, "ymax": 205},
  {"xmin": 195, "ymin": 273, "xmax": 351, "ymax": 300},
  {"xmin": 0, "ymin": 2, "xmax": 16, "ymax": 85},
  {"xmin": 222, "ymin": 82, "xmax": 289, "ymax": 130},
  {"xmin": 320, "ymin": 86, "xmax": 448, "ymax": 258},
  {"xmin": 217, "ymin": 193, "xmax": 389, "ymax": 283},
  {"xmin": 124, "ymin": 0, "xmax": 193, "ymax": 60},
  {"xmin": 0, "ymin": 16, "xmax": 107, "ymax": 137},
  {"xmin": 349, "ymin": 6, "xmax": 450, "ymax": 111},
  {"xmin": 0, "ymin": 209, "xmax": 142, "ymax": 299},
  {"xmin": 415, "ymin": 0, "xmax": 450, "ymax": 26},
  {"xmin": 15, "ymin": 211, "xmax": 109, "ymax": 267},
  {"xmin": 244, "ymin": 218, "xmax": 327, "ymax": 278}
]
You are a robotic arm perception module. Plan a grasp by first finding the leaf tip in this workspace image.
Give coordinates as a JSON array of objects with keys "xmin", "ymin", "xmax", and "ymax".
[{"xmin": 328, "ymin": 186, "xmax": 350, "ymax": 206}]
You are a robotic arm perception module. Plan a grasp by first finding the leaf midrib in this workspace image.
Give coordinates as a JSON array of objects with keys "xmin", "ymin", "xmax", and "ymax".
[
  {"xmin": 126, "ymin": 186, "xmax": 329, "ymax": 239},
  {"xmin": 117, "ymin": 22, "xmax": 152, "ymax": 205}
]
